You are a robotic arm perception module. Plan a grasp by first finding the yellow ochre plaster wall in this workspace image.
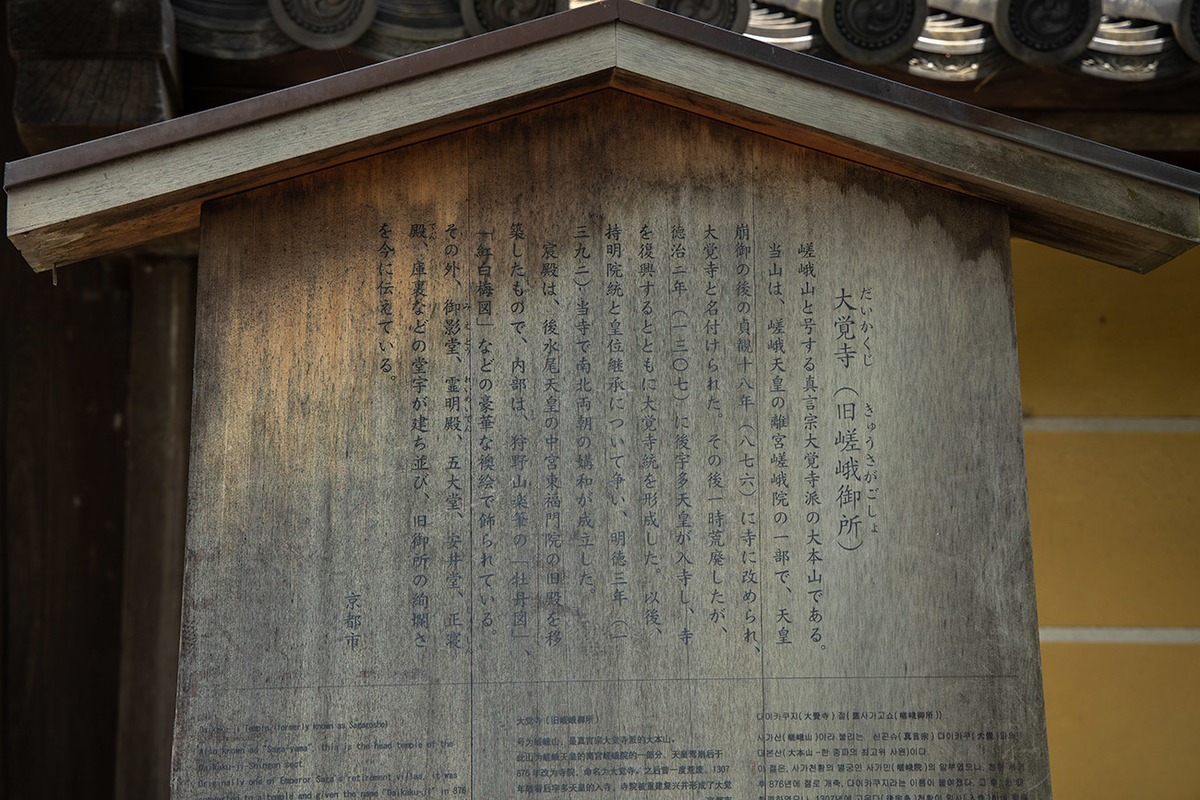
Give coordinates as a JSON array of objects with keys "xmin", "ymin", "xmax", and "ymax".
[{"xmin": 1012, "ymin": 239, "xmax": 1200, "ymax": 799}]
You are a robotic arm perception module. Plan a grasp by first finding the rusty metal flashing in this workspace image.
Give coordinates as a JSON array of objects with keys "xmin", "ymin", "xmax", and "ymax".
[{"xmin": 6, "ymin": 0, "xmax": 1200, "ymax": 196}]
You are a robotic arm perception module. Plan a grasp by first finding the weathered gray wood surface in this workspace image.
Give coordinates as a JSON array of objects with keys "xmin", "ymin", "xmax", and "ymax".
[
  {"xmin": 175, "ymin": 90, "xmax": 1050, "ymax": 799},
  {"xmin": 7, "ymin": 4, "xmax": 1197, "ymax": 274}
]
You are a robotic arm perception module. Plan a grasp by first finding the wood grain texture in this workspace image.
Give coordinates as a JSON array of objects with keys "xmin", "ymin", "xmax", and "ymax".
[
  {"xmin": 3, "ymin": 256, "xmax": 130, "ymax": 799},
  {"xmin": 6, "ymin": 15, "xmax": 1196, "ymax": 273},
  {"xmin": 6, "ymin": 28, "xmax": 618, "ymax": 272},
  {"xmin": 609, "ymin": 28, "xmax": 1198, "ymax": 273},
  {"xmin": 13, "ymin": 57, "xmax": 176, "ymax": 154},
  {"xmin": 174, "ymin": 91, "xmax": 1050, "ymax": 799},
  {"xmin": 115, "ymin": 256, "xmax": 196, "ymax": 800},
  {"xmin": 8, "ymin": 0, "xmax": 177, "ymax": 153}
]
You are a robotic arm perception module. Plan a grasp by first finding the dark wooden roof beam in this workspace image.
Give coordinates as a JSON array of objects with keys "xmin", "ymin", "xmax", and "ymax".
[{"xmin": 7, "ymin": 0, "xmax": 181, "ymax": 154}]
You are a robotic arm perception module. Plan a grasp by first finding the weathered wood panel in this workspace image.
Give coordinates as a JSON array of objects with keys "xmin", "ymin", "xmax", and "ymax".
[
  {"xmin": 7, "ymin": 4, "xmax": 1197, "ymax": 274},
  {"xmin": 114, "ymin": 256, "xmax": 196, "ymax": 800},
  {"xmin": 175, "ymin": 90, "xmax": 1050, "ymax": 799}
]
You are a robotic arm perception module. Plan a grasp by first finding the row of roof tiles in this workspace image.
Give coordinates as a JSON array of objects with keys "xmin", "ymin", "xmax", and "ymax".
[{"xmin": 175, "ymin": 0, "xmax": 1199, "ymax": 80}]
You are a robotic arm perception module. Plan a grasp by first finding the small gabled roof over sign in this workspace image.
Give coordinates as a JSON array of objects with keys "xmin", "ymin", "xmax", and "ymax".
[{"xmin": 6, "ymin": 0, "xmax": 1199, "ymax": 273}]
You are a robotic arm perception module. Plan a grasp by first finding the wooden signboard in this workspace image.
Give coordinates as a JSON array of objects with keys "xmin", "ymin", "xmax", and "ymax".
[
  {"xmin": 176, "ymin": 91, "xmax": 1043, "ymax": 800},
  {"xmin": 5, "ymin": 4, "xmax": 1198, "ymax": 800}
]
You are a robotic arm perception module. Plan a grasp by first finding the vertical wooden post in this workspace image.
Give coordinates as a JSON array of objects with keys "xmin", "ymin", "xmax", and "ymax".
[
  {"xmin": 115, "ymin": 256, "xmax": 196, "ymax": 800},
  {"xmin": 2, "ymin": 255, "xmax": 131, "ymax": 799}
]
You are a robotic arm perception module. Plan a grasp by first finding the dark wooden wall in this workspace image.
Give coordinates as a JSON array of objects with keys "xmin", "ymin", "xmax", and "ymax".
[
  {"xmin": 2, "ymin": 251, "xmax": 131, "ymax": 799},
  {"xmin": 1, "ymin": 19, "xmax": 129, "ymax": 791},
  {"xmin": 2, "ymin": 5, "xmax": 194, "ymax": 797},
  {"xmin": 1, "ymin": 248, "xmax": 195, "ymax": 800}
]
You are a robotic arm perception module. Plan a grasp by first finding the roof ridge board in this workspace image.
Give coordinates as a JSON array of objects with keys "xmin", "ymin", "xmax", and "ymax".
[
  {"xmin": 2, "ymin": 0, "xmax": 623, "ymax": 190},
  {"xmin": 5, "ymin": 0, "xmax": 1199, "ymax": 196},
  {"xmin": 614, "ymin": 2, "xmax": 1200, "ymax": 194}
]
